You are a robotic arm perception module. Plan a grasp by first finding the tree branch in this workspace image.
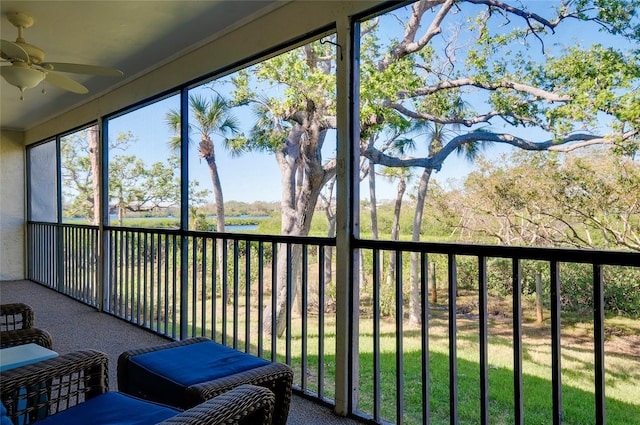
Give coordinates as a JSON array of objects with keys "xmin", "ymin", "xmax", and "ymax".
[
  {"xmin": 378, "ymin": 0, "xmax": 456, "ymax": 71},
  {"xmin": 361, "ymin": 130, "xmax": 637, "ymax": 170},
  {"xmin": 403, "ymin": 78, "xmax": 571, "ymax": 103}
]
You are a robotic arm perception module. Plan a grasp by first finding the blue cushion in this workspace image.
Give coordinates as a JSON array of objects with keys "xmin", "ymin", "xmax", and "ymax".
[
  {"xmin": 126, "ymin": 340, "xmax": 270, "ymax": 408},
  {"xmin": 131, "ymin": 340, "xmax": 270, "ymax": 386},
  {"xmin": 0, "ymin": 402, "xmax": 12, "ymax": 425},
  {"xmin": 36, "ymin": 392, "xmax": 179, "ymax": 425}
]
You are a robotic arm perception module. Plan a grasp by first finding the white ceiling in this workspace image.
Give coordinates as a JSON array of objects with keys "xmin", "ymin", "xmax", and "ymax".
[{"xmin": 1, "ymin": 1, "xmax": 279, "ymax": 131}]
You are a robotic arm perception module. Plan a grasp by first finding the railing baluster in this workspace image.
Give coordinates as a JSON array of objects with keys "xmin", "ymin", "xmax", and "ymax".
[
  {"xmin": 301, "ymin": 244, "xmax": 309, "ymax": 391},
  {"xmin": 136, "ymin": 231, "xmax": 142, "ymax": 323},
  {"xmin": 258, "ymin": 241, "xmax": 265, "ymax": 358},
  {"xmin": 151, "ymin": 233, "xmax": 160, "ymax": 329},
  {"xmin": 421, "ymin": 251, "xmax": 430, "ymax": 425},
  {"xmin": 448, "ymin": 253, "xmax": 458, "ymax": 425},
  {"xmin": 513, "ymin": 258, "xmax": 523, "ymax": 425},
  {"xmin": 318, "ymin": 244, "xmax": 326, "ymax": 400},
  {"xmin": 137, "ymin": 231, "xmax": 142, "ymax": 322},
  {"xmin": 70, "ymin": 226, "xmax": 75, "ymax": 293},
  {"xmin": 372, "ymin": 248, "xmax": 381, "ymax": 422},
  {"xmin": 156, "ymin": 233, "xmax": 163, "ymax": 332},
  {"xmin": 62, "ymin": 226, "xmax": 67, "ymax": 292},
  {"xmin": 85, "ymin": 228, "xmax": 89, "ymax": 301},
  {"xmin": 233, "ymin": 239, "xmax": 239, "ymax": 350},
  {"xmin": 192, "ymin": 237, "xmax": 197, "ymax": 337},
  {"xmin": 211, "ymin": 237, "xmax": 217, "ymax": 341},
  {"xmin": 124, "ymin": 231, "xmax": 130, "ymax": 320},
  {"xmin": 286, "ymin": 243, "xmax": 293, "ymax": 366},
  {"xmin": 172, "ymin": 234, "xmax": 178, "ymax": 339},
  {"xmin": 478, "ymin": 255, "xmax": 489, "ymax": 425},
  {"xmin": 593, "ymin": 264, "xmax": 606, "ymax": 424},
  {"xmin": 117, "ymin": 229, "xmax": 123, "ymax": 316},
  {"xmin": 201, "ymin": 238, "xmax": 208, "ymax": 339},
  {"xmin": 245, "ymin": 240, "xmax": 251, "ymax": 353},
  {"xmin": 395, "ymin": 250, "xmax": 404, "ymax": 425},
  {"xmin": 144, "ymin": 232, "xmax": 150, "ymax": 326},
  {"xmin": 82, "ymin": 228, "xmax": 86, "ymax": 300},
  {"xmin": 222, "ymin": 238, "xmax": 228, "ymax": 346},
  {"xmin": 550, "ymin": 260, "xmax": 563, "ymax": 425},
  {"xmin": 164, "ymin": 234, "xmax": 170, "ymax": 335},
  {"xmin": 271, "ymin": 242, "xmax": 278, "ymax": 362}
]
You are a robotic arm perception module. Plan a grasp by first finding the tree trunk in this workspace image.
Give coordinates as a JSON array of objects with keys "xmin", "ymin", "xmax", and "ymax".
[
  {"xmin": 118, "ymin": 203, "xmax": 124, "ymax": 226},
  {"xmin": 204, "ymin": 158, "xmax": 225, "ymax": 233},
  {"xmin": 409, "ymin": 168, "xmax": 433, "ymax": 324},
  {"xmin": 367, "ymin": 160, "xmax": 381, "ymax": 292},
  {"xmin": 88, "ymin": 126, "xmax": 100, "ymax": 226},
  {"xmin": 536, "ymin": 272, "xmax": 543, "ymax": 325},
  {"xmin": 383, "ymin": 176, "xmax": 406, "ymax": 316},
  {"xmin": 369, "ymin": 160, "xmax": 379, "ymax": 240},
  {"xmin": 263, "ymin": 121, "xmax": 331, "ymax": 337},
  {"xmin": 323, "ymin": 179, "xmax": 336, "ymax": 303},
  {"xmin": 202, "ymin": 137, "xmax": 226, "ymax": 307},
  {"xmin": 430, "ymin": 261, "xmax": 437, "ymax": 304}
]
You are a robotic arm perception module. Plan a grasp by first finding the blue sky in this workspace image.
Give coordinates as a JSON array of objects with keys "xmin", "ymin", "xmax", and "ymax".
[{"xmin": 105, "ymin": 1, "xmax": 633, "ymax": 204}]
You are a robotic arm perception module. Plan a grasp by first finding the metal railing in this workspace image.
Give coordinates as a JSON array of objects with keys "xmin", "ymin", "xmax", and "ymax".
[
  {"xmin": 26, "ymin": 222, "xmax": 640, "ymax": 425},
  {"xmin": 352, "ymin": 240, "xmax": 639, "ymax": 425},
  {"xmin": 27, "ymin": 222, "xmax": 99, "ymax": 306}
]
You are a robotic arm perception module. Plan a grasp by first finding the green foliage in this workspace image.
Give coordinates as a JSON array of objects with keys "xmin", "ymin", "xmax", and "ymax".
[
  {"xmin": 544, "ymin": 45, "xmax": 640, "ymax": 134},
  {"xmin": 560, "ymin": 264, "xmax": 640, "ymax": 318},
  {"xmin": 109, "ymin": 152, "xmax": 181, "ymax": 222},
  {"xmin": 61, "ymin": 129, "xmax": 97, "ymax": 221},
  {"xmin": 453, "ymin": 148, "xmax": 640, "ymax": 251}
]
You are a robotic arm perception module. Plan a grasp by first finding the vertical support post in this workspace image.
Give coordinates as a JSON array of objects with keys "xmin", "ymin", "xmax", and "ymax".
[
  {"xmin": 593, "ymin": 264, "xmax": 606, "ymax": 424},
  {"xmin": 179, "ymin": 88, "xmax": 190, "ymax": 340},
  {"xmin": 550, "ymin": 261, "xmax": 563, "ymax": 425},
  {"xmin": 420, "ymin": 252, "xmax": 431, "ymax": 425},
  {"xmin": 334, "ymin": 14, "xmax": 359, "ymax": 416},
  {"xmin": 478, "ymin": 256, "xmax": 489, "ymax": 425},
  {"xmin": 100, "ymin": 119, "xmax": 109, "ymax": 312},
  {"xmin": 25, "ymin": 146, "xmax": 31, "ymax": 281},
  {"xmin": 395, "ymin": 251, "xmax": 404, "ymax": 425},
  {"xmin": 512, "ymin": 259, "xmax": 523, "ymax": 425},
  {"xmin": 55, "ymin": 135, "xmax": 64, "ymax": 292},
  {"xmin": 447, "ymin": 254, "xmax": 458, "ymax": 425}
]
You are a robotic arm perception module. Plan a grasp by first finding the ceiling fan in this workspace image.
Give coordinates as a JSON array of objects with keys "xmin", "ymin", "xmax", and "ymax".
[{"xmin": 1, "ymin": 12, "xmax": 123, "ymax": 100}]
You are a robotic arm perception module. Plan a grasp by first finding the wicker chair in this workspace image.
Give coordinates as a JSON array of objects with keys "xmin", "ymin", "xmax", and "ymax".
[
  {"xmin": 0, "ymin": 303, "xmax": 53, "ymax": 349},
  {"xmin": 0, "ymin": 303, "xmax": 35, "ymax": 331},
  {"xmin": 118, "ymin": 337, "xmax": 294, "ymax": 425},
  {"xmin": 0, "ymin": 350, "xmax": 275, "ymax": 425}
]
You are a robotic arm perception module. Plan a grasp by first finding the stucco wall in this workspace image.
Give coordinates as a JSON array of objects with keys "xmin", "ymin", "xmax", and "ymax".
[{"xmin": 0, "ymin": 130, "xmax": 25, "ymax": 280}]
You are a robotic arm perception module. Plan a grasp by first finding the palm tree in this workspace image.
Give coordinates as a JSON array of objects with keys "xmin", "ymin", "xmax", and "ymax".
[
  {"xmin": 166, "ymin": 92, "xmax": 239, "ymax": 233},
  {"xmin": 379, "ymin": 165, "xmax": 413, "ymax": 316},
  {"xmin": 407, "ymin": 117, "xmax": 488, "ymax": 323}
]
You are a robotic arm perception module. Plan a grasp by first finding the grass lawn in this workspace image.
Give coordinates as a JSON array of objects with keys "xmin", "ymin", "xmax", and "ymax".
[
  {"xmin": 353, "ymin": 292, "xmax": 640, "ymax": 424},
  {"xmin": 186, "ymin": 289, "xmax": 639, "ymax": 425}
]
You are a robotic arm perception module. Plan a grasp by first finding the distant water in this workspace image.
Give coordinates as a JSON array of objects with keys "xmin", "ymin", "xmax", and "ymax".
[
  {"xmin": 64, "ymin": 215, "xmax": 262, "ymax": 232},
  {"xmin": 206, "ymin": 215, "xmax": 269, "ymax": 220},
  {"xmin": 225, "ymin": 224, "xmax": 259, "ymax": 231}
]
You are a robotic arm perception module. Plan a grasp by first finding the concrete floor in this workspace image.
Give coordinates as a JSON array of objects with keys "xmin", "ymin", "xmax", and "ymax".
[{"xmin": 0, "ymin": 279, "xmax": 365, "ymax": 425}]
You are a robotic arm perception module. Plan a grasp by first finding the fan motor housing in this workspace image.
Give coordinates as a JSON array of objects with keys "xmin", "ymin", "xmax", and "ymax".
[{"xmin": 15, "ymin": 42, "xmax": 45, "ymax": 64}]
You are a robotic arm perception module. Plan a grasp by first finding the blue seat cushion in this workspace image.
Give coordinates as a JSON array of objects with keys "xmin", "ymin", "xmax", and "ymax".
[
  {"xmin": 126, "ymin": 340, "xmax": 270, "ymax": 408},
  {"xmin": 36, "ymin": 392, "xmax": 179, "ymax": 425},
  {"xmin": 0, "ymin": 402, "xmax": 12, "ymax": 425}
]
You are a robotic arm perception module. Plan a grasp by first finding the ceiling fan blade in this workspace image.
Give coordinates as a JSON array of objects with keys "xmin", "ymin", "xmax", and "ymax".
[
  {"xmin": 1, "ymin": 39, "xmax": 30, "ymax": 62},
  {"xmin": 44, "ymin": 71, "xmax": 89, "ymax": 94},
  {"xmin": 41, "ymin": 62, "xmax": 123, "ymax": 77}
]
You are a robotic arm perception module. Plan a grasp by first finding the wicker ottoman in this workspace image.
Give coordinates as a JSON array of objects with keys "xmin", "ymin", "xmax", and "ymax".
[{"xmin": 117, "ymin": 337, "xmax": 293, "ymax": 425}]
